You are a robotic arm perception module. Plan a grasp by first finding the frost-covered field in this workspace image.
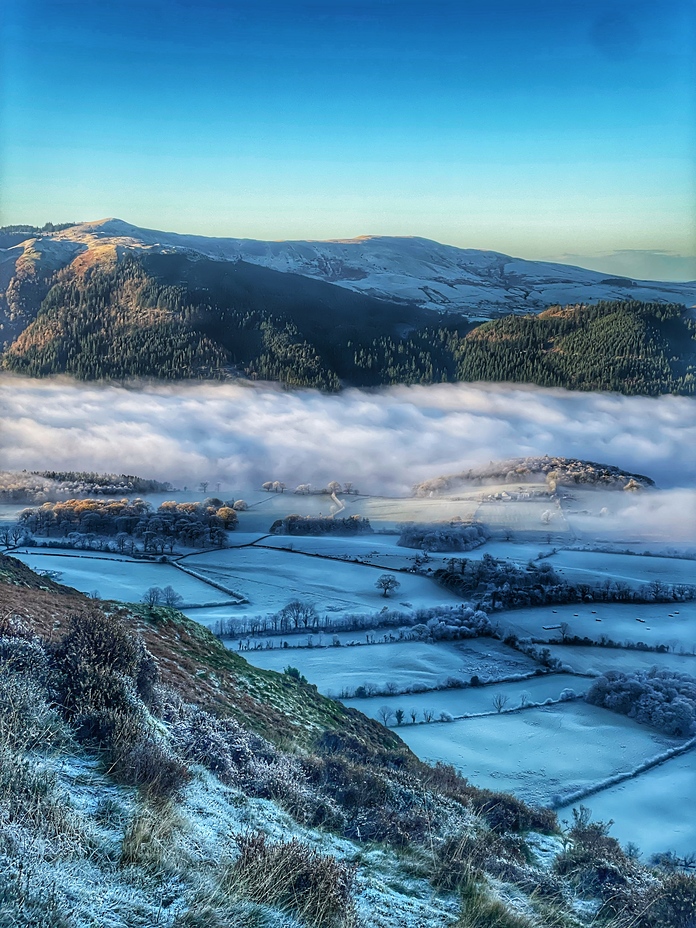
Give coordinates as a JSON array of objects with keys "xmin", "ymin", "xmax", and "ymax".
[
  {"xmin": 341, "ymin": 673, "xmax": 588, "ymax": 720},
  {"xmin": 545, "ymin": 643, "xmax": 696, "ymax": 676},
  {"xmin": 184, "ymin": 547, "xmax": 461, "ymax": 614},
  {"xmin": 12, "ymin": 551, "xmax": 230, "ymax": 606},
  {"xmin": 237, "ymin": 638, "xmax": 538, "ymax": 695},
  {"xmin": 498, "ymin": 602, "xmax": 696, "ymax": 650},
  {"xmin": 397, "ymin": 702, "xmax": 682, "ymax": 807},
  {"xmin": 547, "ymin": 549, "xmax": 696, "ymax": 588},
  {"xmin": 477, "ymin": 500, "xmax": 571, "ymax": 539},
  {"xmin": 556, "ymin": 748, "xmax": 696, "ymax": 858}
]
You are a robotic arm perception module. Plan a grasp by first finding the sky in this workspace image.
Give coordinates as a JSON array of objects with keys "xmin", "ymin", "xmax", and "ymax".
[{"xmin": 1, "ymin": 0, "xmax": 695, "ymax": 278}]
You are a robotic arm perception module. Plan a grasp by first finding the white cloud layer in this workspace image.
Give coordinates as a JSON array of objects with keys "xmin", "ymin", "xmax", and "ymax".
[{"xmin": 0, "ymin": 376, "xmax": 695, "ymax": 495}]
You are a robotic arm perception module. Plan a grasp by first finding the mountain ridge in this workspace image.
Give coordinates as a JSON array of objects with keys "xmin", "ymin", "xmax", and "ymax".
[{"xmin": 4, "ymin": 217, "xmax": 696, "ymax": 318}]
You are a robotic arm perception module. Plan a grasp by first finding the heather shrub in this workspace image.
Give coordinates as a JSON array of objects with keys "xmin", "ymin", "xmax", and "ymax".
[
  {"xmin": 0, "ymin": 672, "xmax": 69, "ymax": 751},
  {"xmin": 640, "ymin": 872, "xmax": 696, "ymax": 928},
  {"xmin": 555, "ymin": 806, "xmax": 631, "ymax": 898},
  {"xmin": 0, "ymin": 636, "xmax": 49, "ymax": 681},
  {"xmin": 422, "ymin": 762, "xmax": 557, "ymax": 834},
  {"xmin": 117, "ymin": 732, "xmax": 191, "ymax": 800},
  {"xmin": 52, "ymin": 611, "xmax": 160, "ymax": 717}
]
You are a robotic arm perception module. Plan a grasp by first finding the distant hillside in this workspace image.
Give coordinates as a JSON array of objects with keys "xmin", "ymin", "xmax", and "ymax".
[
  {"xmin": 414, "ymin": 456, "xmax": 656, "ymax": 497},
  {"xmin": 1, "ymin": 247, "xmax": 694, "ymax": 395},
  {"xmin": 0, "ymin": 469, "xmax": 173, "ymax": 504}
]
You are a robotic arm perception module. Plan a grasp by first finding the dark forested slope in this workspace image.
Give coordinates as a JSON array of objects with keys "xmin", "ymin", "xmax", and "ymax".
[{"xmin": 2, "ymin": 250, "xmax": 694, "ymax": 394}]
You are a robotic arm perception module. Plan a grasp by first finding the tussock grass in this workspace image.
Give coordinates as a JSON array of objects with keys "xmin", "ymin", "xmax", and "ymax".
[
  {"xmin": 456, "ymin": 877, "xmax": 534, "ymax": 928},
  {"xmin": 223, "ymin": 832, "xmax": 356, "ymax": 928}
]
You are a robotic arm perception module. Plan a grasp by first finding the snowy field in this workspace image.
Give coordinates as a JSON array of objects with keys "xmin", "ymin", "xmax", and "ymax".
[
  {"xmin": 547, "ymin": 549, "xmax": 696, "ymax": 588},
  {"xmin": 397, "ymin": 702, "xmax": 683, "ymax": 807},
  {"xmin": 556, "ymin": 748, "xmax": 696, "ymax": 859},
  {"xmin": 182, "ymin": 546, "xmax": 462, "ymax": 614},
  {"xmin": 545, "ymin": 643, "xmax": 696, "ymax": 676},
  {"xmin": 498, "ymin": 602, "xmax": 696, "ymax": 651},
  {"xmin": 12, "ymin": 551, "xmax": 230, "ymax": 606},
  {"xmin": 342, "ymin": 673, "xmax": 588, "ymax": 720},
  {"xmin": 237, "ymin": 638, "xmax": 538, "ymax": 696}
]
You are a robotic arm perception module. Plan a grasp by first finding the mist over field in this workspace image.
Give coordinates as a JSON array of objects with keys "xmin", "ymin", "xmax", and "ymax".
[{"xmin": 1, "ymin": 374, "xmax": 694, "ymax": 495}]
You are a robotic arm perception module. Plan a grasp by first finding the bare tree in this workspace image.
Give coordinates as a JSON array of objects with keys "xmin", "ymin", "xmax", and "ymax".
[
  {"xmin": 422, "ymin": 708, "xmax": 435, "ymax": 723},
  {"xmin": 142, "ymin": 586, "xmax": 163, "ymax": 606},
  {"xmin": 377, "ymin": 705, "xmax": 395, "ymax": 727},
  {"xmin": 559, "ymin": 621, "xmax": 571, "ymax": 642},
  {"xmin": 409, "ymin": 707, "xmax": 418, "ymax": 724},
  {"xmin": 375, "ymin": 574, "xmax": 401, "ymax": 598},
  {"xmin": 198, "ymin": 481, "xmax": 209, "ymax": 495},
  {"xmin": 493, "ymin": 693, "xmax": 509, "ymax": 714}
]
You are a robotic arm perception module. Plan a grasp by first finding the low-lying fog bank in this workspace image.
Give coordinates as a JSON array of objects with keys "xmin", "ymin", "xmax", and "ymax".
[{"xmin": 1, "ymin": 375, "xmax": 694, "ymax": 496}]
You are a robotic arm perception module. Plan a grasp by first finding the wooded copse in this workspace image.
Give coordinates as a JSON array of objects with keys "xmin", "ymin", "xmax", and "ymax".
[
  {"xmin": 587, "ymin": 668, "xmax": 696, "ymax": 738},
  {"xmin": 16, "ymin": 497, "xmax": 240, "ymax": 552},
  {"xmin": 269, "ymin": 515, "xmax": 372, "ymax": 535},
  {"xmin": 397, "ymin": 521, "xmax": 488, "ymax": 552}
]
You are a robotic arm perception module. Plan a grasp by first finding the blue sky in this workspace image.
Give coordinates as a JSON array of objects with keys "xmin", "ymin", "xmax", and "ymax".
[{"xmin": 1, "ymin": 0, "xmax": 694, "ymax": 277}]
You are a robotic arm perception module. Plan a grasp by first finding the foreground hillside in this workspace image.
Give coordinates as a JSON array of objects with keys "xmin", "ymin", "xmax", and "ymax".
[
  {"xmin": 1, "ymin": 242, "xmax": 695, "ymax": 393},
  {"xmin": 1, "ymin": 553, "xmax": 695, "ymax": 927}
]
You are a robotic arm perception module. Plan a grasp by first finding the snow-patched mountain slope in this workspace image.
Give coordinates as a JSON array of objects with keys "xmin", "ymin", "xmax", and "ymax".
[{"xmin": 20, "ymin": 218, "xmax": 696, "ymax": 316}]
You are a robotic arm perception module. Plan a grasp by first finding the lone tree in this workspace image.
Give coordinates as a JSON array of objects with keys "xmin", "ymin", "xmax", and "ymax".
[
  {"xmin": 375, "ymin": 574, "xmax": 401, "ymax": 598},
  {"xmin": 377, "ymin": 705, "xmax": 395, "ymax": 727},
  {"xmin": 493, "ymin": 693, "xmax": 509, "ymax": 714}
]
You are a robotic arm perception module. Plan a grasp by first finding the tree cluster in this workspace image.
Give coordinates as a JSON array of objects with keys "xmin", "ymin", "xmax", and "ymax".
[
  {"xmin": 0, "ymin": 469, "xmax": 172, "ymax": 504},
  {"xmin": 434, "ymin": 554, "xmax": 695, "ymax": 610},
  {"xmin": 397, "ymin": 520, "xmax": 488, "ymax": 552},
  {"xmin": 269, "ymin": 514, "xmax": 372, "ymax": 536},
  {"xmin": 18, "ymin": 496, "xmax": 237, "ymax": 552},
  {"xmin": 586, "ymin": 667, "xmax": 696, "ymax": 737}
]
